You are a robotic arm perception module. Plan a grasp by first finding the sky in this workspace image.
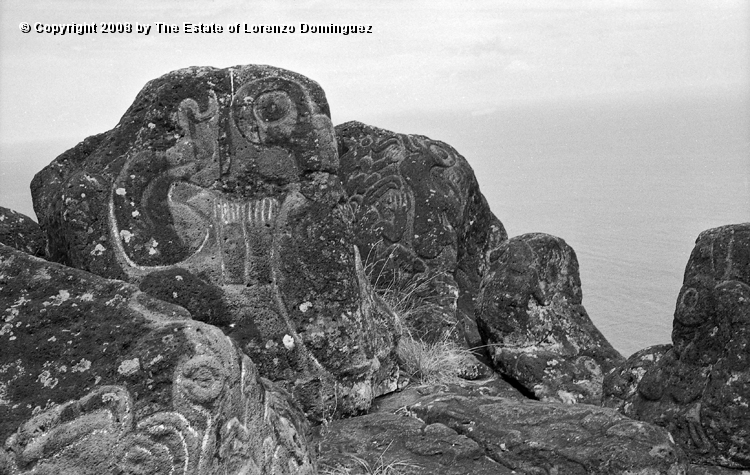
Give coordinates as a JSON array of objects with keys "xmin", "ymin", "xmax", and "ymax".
[
  {"xmin": 0, "ymin": 0, "xmax": 747, "ymax": 145},
  {"xmin": 0, "ymin": 1, "xmax": 748, "ymax": 355}
]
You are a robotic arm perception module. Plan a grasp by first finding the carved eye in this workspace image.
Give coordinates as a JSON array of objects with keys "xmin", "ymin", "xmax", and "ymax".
[
  {"xmin": 254, "ymin": 91, "xmax": 293, "ymax": 123},
  {"xmin": 178, "ymin": 355, "xmax": 226, "ymax": 404}
]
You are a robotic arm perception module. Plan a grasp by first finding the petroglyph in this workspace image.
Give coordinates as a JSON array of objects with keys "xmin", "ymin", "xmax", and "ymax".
[
  {"xmin": 336, "ymin": 121, "xmax": 506, "ymax": 346},
  {"xmin": 30, "ymin": 65, "xmax": 401, "ymax": 421},
  {"xmin": 603, "ymin": 224, "xmax": 750, "ymax": 468},
  {"xmin": 1, "ymin": 321, "xmax": 314, "ymax": 475}
]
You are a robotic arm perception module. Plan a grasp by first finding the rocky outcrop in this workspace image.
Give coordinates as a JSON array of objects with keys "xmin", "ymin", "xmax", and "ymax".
[
  {"xmin": 0, "ymin": 243, "xmax": 314, "ymax": 474},
  {"xmin": 336, "ymin": 121, "xmax": 507, "ymax": 347},
  {"xmin": 13, "ymin": 62, "xmax": 746, "ymax": 474},
  {"xmin": 603, "ymin": 224, "xmax": 750, "ymax": 469},
  {"xmin": 477, "ymin": 233, "xmax": 624, "ymax": 404},
  {"xmin": 316, "ymin": 381, "xmax": 688, "ymax": 474},
  {"xmin": 30, "ymin": 65, "xmax": 399, "ymax": 421},
  {"xmin": 0, "ymin": 207, "xmax": 45, "ymax": 258}
]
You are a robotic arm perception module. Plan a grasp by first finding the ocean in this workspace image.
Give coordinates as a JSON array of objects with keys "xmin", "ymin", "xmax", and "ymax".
[{"xmin": 2, "ymin": 92, "xmax": 748, "ymax": 357}]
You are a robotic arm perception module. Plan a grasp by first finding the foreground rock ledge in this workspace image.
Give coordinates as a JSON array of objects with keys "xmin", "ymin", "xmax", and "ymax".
[
  {"xmin": 317, "ymin": 382, "xmax": 689, "ymax": 475},
  {"xmin": 0, "ymin": 243, "xmax": 314, "ymax": 474}
]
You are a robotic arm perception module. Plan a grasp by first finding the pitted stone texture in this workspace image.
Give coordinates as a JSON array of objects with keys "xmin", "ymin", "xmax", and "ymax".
[
  {"xmin": 336, "ymin": 121, "xmax": 507, "ymax": 346},
  {"xmin": 688, "ymin": 464, "xmax": 750, "ymax": 475},
  {"xmin": 688, "ymin": 465, "xmax": 750, "ymax": 474},
  {"xmin": 410, "ymin": 393, "xmax": 688, "ymax": 475},
  {"xmin": 30, "ymin": 65, "xmax": 399, "ymax": 421},
  {"xmin": 602, "ymin": 224, "xmax": 750, "ymax": 469},
  {"xmin": 0, "ymin": 207, "xmax": 45, "ymax": 258},
  {"xmin": 0, "ymin": 243, "xmax": 314, "ymax": 474},
  {"xmin": 316, "ymin": 380, "xmax": 524, "ymax": 475},
  {"xmin": 316, "ymin": 413, "xmax": 508, "ymax": 475},
  {"xmin": 316, "ymin": 381, "xmax": 687, "ymax": 475},
  {"xmin": 477, "ymin": 233, "xmax": 623, "ymax": 404},
  {"xmin": 603, "ymin": 344, "xmax": 672, "ymax": 413}
]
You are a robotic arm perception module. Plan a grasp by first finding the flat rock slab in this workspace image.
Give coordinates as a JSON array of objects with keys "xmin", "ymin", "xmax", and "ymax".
[
  {"xmin": 316, "ymin": 380, "xmax": 688, "ymax": 475},
  {"xmin": 0, "ymin": 207, "xmax": 45, "ymax": 258},
  {"xmin": 688, "ymin": 465, "xmax": 750, "ymax": 474},
  {"xmin": 369, "ymin": 376, "xmax": 527, "ymax": 415},
  {"xmin": 0, "ymin": 243, "xmax": 314, "ymax": 474},
  {"xmin": 603, "ymin": 224, "xmax": 750, "ymax": 468}
]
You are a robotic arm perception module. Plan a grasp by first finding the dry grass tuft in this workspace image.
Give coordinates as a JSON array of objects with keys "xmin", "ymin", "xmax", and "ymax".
[
  {"xmin": 362, "ymin": 243, "xmax": 480, "ymax": 386},
  {"xmin": 321, "ymin": 442, "xmax": 420, "ymax": 475},
  {"xmin": 396, "ymin": 336, "xmax": 476, "ymax": 385},
  {"xmin": 321, "ymin": 456, "xmax": 419, "ymax": 475}
]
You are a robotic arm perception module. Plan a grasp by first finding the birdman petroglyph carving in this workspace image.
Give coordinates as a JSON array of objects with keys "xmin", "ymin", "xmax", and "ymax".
[{"xmin": 41, "ymin": 65, "xmax": 400, "ymax": 421}]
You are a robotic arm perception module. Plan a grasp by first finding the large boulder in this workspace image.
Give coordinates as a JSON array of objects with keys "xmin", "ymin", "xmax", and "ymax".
[
  {"xmin": 336, "ymin": 121, "xmax": 507, "ymax": 347},
  {"xmin": 30, "ymin": 65, "xmax": 399, "ymax": 421},
  {"xmin": 316, "ymin": 381, "xmax": 688, "ymax": 474},
  {"xmin": 0, "ymin": 243, "xmax": 314, "ymax": 474},
  {"xmin": 602, "ymin": 224, "xmax": 750, "ymax": 468},
  {"xmin": 477, "ymin": 233, "xmax": 624, "ymax": 404},
  {"xmin": 0, "ymin": 207, "xmax": 45, "ymax": 258}
]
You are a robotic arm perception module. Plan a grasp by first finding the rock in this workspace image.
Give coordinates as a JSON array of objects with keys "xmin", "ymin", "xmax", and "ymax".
[
  {"xmin": 316, "ymin": 380, "xmax": 688, "ymax": 474},
  {"xmin": 602, "ymin": 344, "xmax": 672, "ymax": 413},
  {"xmin": 336, "ymin": 121, "xmax": 507, "ymax": 347},
  {"xmin": 688, "ymin": 465, "xmax": 750, "ymax": 474},
  {"xmin": 602, "ymin": 224, "xmax": 750, "ymax": 468},
  {"xmin": 0, "ymin": 207, "xmax": 45, "ymax": 258},
  {"xmin": 476, "ymin": 232, "xmax": 624, "ymax": 404},
  {"xmin": 0, "ymin": 243, "xmax": 314, "ymax": 474},
  {"xmin": 30, "ymin": 65, "xmax": 399, "ymax": 421},
  {"xmin": 316, "ymin": 412, "xmax": 507, "ymax": 475}
]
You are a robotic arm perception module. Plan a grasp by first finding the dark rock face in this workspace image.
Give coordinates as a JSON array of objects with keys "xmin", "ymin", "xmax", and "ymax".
[
  {"xmin": 688, "ymin": 464, "xmax": 750, "ymax": 474},
  {"xmin": 602, "ymin": 224, "xmax": 750, "ymax": 468},
  {"xmin": 0, "ymin": 207, "xmax": 45, "ymax": 258},
  {"xmin": 0, "ymin": 243, "xmax": 314, "ymax": 474},
  {"xmin": 336, "ymin": 121, "xmax": 507, "ymax": 346},
  {"xmin": 30, "ymin": 65, "xmax": 399, "ymax": 421},
  {"xmin": 477, "ymin": 233, "xmax": 624, "ymax": 404},
  {"xmin": 603, "ymin": 344, "xmax": 672, "ymax": 413},
  {"xmin": 316, "ymin": 382, "xmax": 688, "ymax": 475}
]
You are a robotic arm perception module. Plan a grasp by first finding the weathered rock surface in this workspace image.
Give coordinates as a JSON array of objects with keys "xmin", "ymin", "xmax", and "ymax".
[
  {"xmin": 0, "ymin": 207, "xmax": 45, "ymax": 258},
  {"xmin": 603, "ymin": 344, "xmax": 671, "ymax": 412},
  {"xmin": 316, "ymin": 380, "xmax": 688, "ymax": 474},
  {"xmin": 603, "ymin": 224, "xmax": 750, "ymax": 468},
  {"xmin": 688, "ymin": 464, "xmax": 750, "ymax": 474},
  {"xmin": 0, "ymin": 243, "xmax": 314, "ymax": 474},
  {"xmin": 30, "ymin": 65, "xmax": 399, "ymax": 421},
  {"xmin": 477, "ymin": 232, "xmax": 624, "ymax": 404},
  {"xmin": 336, "ymin": 121, "xmax": 507, "ymax": 347}
]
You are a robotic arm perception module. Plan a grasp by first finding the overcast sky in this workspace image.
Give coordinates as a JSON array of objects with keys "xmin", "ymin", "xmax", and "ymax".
[{"xmin": 0, "ymin": 0, "xmax": 747, "ymax": 145}]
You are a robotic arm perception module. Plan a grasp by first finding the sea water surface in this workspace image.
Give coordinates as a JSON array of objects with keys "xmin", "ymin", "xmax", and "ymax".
[{"xmin": 1, "ymin": 92, "xmax": 748, "ymax": 357}]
